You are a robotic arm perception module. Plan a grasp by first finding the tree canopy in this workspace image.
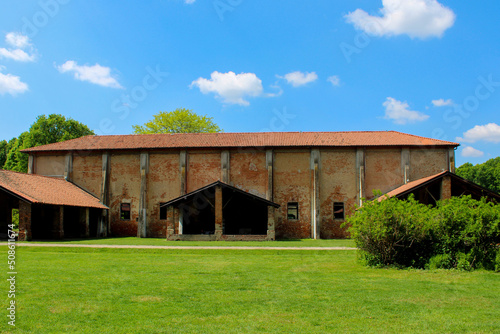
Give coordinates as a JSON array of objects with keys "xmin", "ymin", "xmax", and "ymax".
[
  {"xmin": 3, "ymin": 114, "xmax": 94, "ymax": 173},
  {"xmin": 456, "ymin": 157, "xmax": 500, "ymax": 194},
  {"xmin": 132, "ymin": 109, "xmax": 222, "ymax": 134}
]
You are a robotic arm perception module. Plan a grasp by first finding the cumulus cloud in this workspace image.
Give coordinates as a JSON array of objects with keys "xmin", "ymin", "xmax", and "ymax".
[
  {"xmin": 0, "ymin": 32, "xmax": 35, "ymax": 62},
  {"xmin": 5, "ymin": 32, "xmax": 31, "ymax": 49},
  {"xmin": 280, "ymin": 71, "xmax": 318, "ymax": 87},
  {"xmin": 57, "ymin": 61, "xmax": 123, "ymax": 89},
  {"xmin": 457, "ymin": 123, "xmax": 500, "ymax": 143},
  {"xmin": 0, "ymin": 70, "xmax": 29, "ymax": 96},
  {"xmin": 327, "ymin": 75, "xmax": 341, "ymax": 87},
  {"xmin": 190, "ymin": 71, "xmax": 264, "ymax": 106},
  {"xmin": 345, "ymin": 0, "xmax": 456, "ymax": 39},
  {"xmin": 383, "ymin": 97, "xmax": 429, "ymax": 124},
  {"xmin": 432, "ymin": 98, "xmax": 453, "ymax": 107},
  {"xmin": 461, "ymin": 146, "xmax": 484, "ymax": 158}
]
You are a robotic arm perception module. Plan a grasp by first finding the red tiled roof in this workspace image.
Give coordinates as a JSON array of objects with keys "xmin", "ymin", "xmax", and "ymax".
[
  {"xmin": 379, "ymin": 171, "xmax": 448, "ymax": 201},
  {"xmin": 0, "ymin": 170, "xmax": 108, "ymax": 209},
  {"xmin": 21, "ymin": 131, "xmax": 459, "ymax": 153}
]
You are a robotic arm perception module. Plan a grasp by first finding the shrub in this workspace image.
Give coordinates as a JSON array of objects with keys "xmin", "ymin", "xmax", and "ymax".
[
  {"xmin": 345, "ymin": 195, "xmax": 500, "ymax": 271},
  {"xmin": 344, "ymin": 195, "xmax": 435, "ymax": 268}
]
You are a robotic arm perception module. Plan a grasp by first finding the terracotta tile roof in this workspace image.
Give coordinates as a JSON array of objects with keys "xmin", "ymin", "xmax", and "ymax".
[
  {"xmin": 21, "ymin": 131, "xmax": 459, "ymax": 153},
  {"xmin": 379, "ymin": 171, "xmax": 449, "ymax": 201},
  {"xmin": 0, "ymin": 170, "xmax": 108, "ymax": 209}
]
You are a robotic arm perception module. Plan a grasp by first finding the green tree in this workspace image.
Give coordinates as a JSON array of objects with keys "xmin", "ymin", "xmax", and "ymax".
[
  {"xmin": 133, "ymin": 109, "xmax": 222, "ymax": 134},
  {"xmin": 3, "ymin": 114, "xmax": 94, "ymax": 173},
  {"xmin": 0, "ymin": 139, "xmax": 12, "ymax": 169},
  {"xmin": 457, "ymin": 157, "xmax": 500, "ymax": 193}
]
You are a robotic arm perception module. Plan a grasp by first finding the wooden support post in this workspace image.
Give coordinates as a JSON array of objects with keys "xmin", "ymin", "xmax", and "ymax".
[
  {"xmin": 401, "ymin": 148, "xmax": 410, "ymax": 184},
  {"xmin": 138, "ymin": 152, "xmax": 149, "ymax": 238},
  {"xmin": 180, "ymin": 151, "xmax": 187, "ymax": 195},
  {"xmin": 64, "ymin": 153, "xmax": 73, "ymax": 181},
  {"xmin": 99, "ymin": 152, "xmax": 110, "ymax": 237},
  {"xmin": 266, "ymin": 150, "xmax": 273, "ymax": 201},
  {"xmin": 85, "ymin": 208, "xmax": 90, "ymax": 237},
  {"xmin": 215, "ymin": 185, "xmax": 223, "ymax": 240},
  {"xmin": 221, "ymin": 150, "xmax": 230, "ymax": 183},
  {"xmin": 356, "ymin": 148, "xmax": 365, "ymax": 206}
]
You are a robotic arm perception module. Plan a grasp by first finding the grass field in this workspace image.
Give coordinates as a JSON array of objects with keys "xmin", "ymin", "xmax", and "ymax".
[
  {"xmin": 2, "ymin": 246, "xmax": 499, "ymax": 333},
  {"xmin": 16, "ymin": 237, "xmax": 356, "ymax": 248}
]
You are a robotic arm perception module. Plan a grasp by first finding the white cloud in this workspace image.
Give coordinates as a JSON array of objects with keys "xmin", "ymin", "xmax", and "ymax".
[
  {"xmin": 457, "ymin": 123, "xmax": 500, "ymax": 143},
  {"xmin": 0, "ymin": 48, "xmax": 35, "ymax": 62},
  {"xmin": 345, "ymin": 0, "xmax": 456, "ymax": 39},
  {"xmin": 327, "ymin": 75, "xmax": 341, "ymax": 87},
  {"xmin": 432, "ymin": 98, "xmax": 453, "ymax": 107},
  {"xmin": 0, "ymin": 32, "xmax": 35, "ymax": 62},
  {"xmin": 383, "ymin": 97, "xmax": 429, "ymax": 124},
  {"xmin": 190, "ymin": 71, "xmax": 264, "ymax": 106},
  {"xmin": 57, "ymin": 60, "xmax": 123, "ymax": 89},
  {"xmin": 461, "ymin": 146, "xmax": 484, "ymax": 158},
  {"xmin": 0, "ymin": 71, "xmax": 29, "ymax": 96},
  {"xmin": 280, "ymin": 71, "xmax": 318, "ymax": 87},
  {"xmin": 5, "ymin": 32, "xmax": 31, "ymax": 49}
]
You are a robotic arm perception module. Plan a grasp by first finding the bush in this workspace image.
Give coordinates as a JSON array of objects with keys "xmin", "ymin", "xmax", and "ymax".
[{"xmin": 345, "ymin": 195, "xmax": 500, "ymax": 271}]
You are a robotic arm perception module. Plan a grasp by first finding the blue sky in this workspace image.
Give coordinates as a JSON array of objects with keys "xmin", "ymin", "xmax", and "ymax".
[{"xmin": 1, "ymin": 0, "xmax": 500, "ymax": 167}]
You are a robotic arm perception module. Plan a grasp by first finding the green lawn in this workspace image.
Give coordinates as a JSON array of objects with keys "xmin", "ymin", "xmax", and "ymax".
[
  {"xmin": 2, "ymin": 246, "xmax": 499, "ymax": 333},
  {"xmin": 16, "ymin": 237, "xmax": 356, "ymax": 248}
]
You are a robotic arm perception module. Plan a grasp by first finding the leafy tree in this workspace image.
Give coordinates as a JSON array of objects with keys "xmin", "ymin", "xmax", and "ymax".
[
  {"xmin": 3, "ymin": 114, "xmax": 94, "ymax": 172},
  {"xmin": 457, "ymin": 157, "xmax": 500, "ymax": 193},
  {"xmin": 0, "ymin": 139, "xmax": 12, "ymax": 168},
  {"xmin": 133, "ymin": 108, "xmax": 222, "ymax": 134}
]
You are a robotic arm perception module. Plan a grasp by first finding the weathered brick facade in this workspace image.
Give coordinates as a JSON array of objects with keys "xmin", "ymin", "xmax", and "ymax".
[{"xmin": 23, "ymin": 132, "xmax": 458, "ymax": 239}]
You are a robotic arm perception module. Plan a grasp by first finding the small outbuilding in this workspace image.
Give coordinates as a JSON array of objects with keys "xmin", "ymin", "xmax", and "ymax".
[
  {"xmin": 0, "ymin": 170, "xmax": 108, "ymax": 240},
  {"xmin": 380, "ymin": 171, "xmax": 500, "ymax": 205}
]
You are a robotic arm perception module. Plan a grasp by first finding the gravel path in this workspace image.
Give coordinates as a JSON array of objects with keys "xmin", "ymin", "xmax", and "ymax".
[{"xmin": 13, "ymin": 243, "xmax": 356, "ymax": 250}]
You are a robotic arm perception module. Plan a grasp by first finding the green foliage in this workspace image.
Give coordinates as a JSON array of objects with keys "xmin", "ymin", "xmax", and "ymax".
[
  {"xmin": 345, "ymin": 195, "xmax": 500, "ymax": 270},
  {"xmin": 0, "ymin": 139, "xmax": 14, "ymax": 168},
  {"xmin": 132, "ymin": 108, "xmax": 222, "ymax": 134},
  {"xmin": 457, "ymin": 157, "xmax": 500, "ymax": 194},
  {"xmin": 3, "ymin": 114, "xmax": 94, "ymax": 172},
  {"xmin": 11, "ymin": 209, "xmax": 19, "ymax": 230}
]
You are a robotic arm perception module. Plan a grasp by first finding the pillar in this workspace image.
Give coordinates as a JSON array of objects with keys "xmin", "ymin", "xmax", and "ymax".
[
  {"xmin": 356, "ymin": 148, "xmax": 365, "ymax": 206},
  {"xmin": 52, "ymin": 205, "xmax": 64, "ymax": 239},
  {"xmin": 80, "ymin": 207, "xmax": 90, "ymax": 237},
  {"xmin": 166, "ymin": 206, "xmax": 175, "ymax": 240},
  {"xmin": 267, "ymin": 206, "xmax": 275, "ymax": 241},
  {"xmin": 19, "ymin": 201, "xmax": 32, "ymax": 241},
  {"xmin": 180, "ymin": 151, "xmax": 187, "ymax": 195},
  {"xmin": 310, "ymin": 149, "xmax": 320, "ymax": 239},
  {"xmin": 215, "ymin": 185, "xmax": 223, "ymax": 240},
  {"xmin": 266, "ymin": 150, "xmax": 273, "ymax": 201},
  {"xmin": 401, "ymin": 148, "xmax": 410, "ymax": 184},
  {"xmin": 448, "ymin": 148, "xmax": 456, "ymax": 173},
  {"xmin": 138, "ymin": 152, "xmax": 149, "ymax": 238},
  {"xmin": 441, "ymin": 175, "xmax": 452, "ymax": 200},
  {"xmin": 221, "ymin": 150, "xmax": 230, "ymax": 183},
  {"xmin": 64, "ymin": 153, "xmax": 73, "ymax": 181},
  {"xmin": 99, "ymin": 152, "xmax": 110, "ymax": 237},
  {"xmin": 28, "ymin": 155, "xmax": 34, "ymax": 174}
]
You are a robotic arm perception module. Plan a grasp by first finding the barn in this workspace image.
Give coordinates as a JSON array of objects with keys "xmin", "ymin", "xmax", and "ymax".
[{"xmin": 1, "ymin": 131, "xmax": 464, "ymax": 241}]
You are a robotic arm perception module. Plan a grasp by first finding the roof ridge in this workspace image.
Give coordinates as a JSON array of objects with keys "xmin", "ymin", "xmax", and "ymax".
[{"xmin": 0, "ymin": 169, "xmax": 67, "ymax": 182}]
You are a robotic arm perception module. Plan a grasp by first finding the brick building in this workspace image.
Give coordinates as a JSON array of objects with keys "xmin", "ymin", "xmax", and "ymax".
[{"xmin": 2, "ymin": 131, "xmax": 459, "ymax": 241}]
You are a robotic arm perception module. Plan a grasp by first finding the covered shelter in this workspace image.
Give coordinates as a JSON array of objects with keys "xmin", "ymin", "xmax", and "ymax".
[
  {"xmin": 380, "ymin": 171, "xmax": 500, "ymax": 205},
  {"xmin": 161, "ymin": 181, "xmax": 280, "ymax": 241},
  {"xmin": 0, "ymin": 170, "xmax": 108, "ymax": 240}
]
